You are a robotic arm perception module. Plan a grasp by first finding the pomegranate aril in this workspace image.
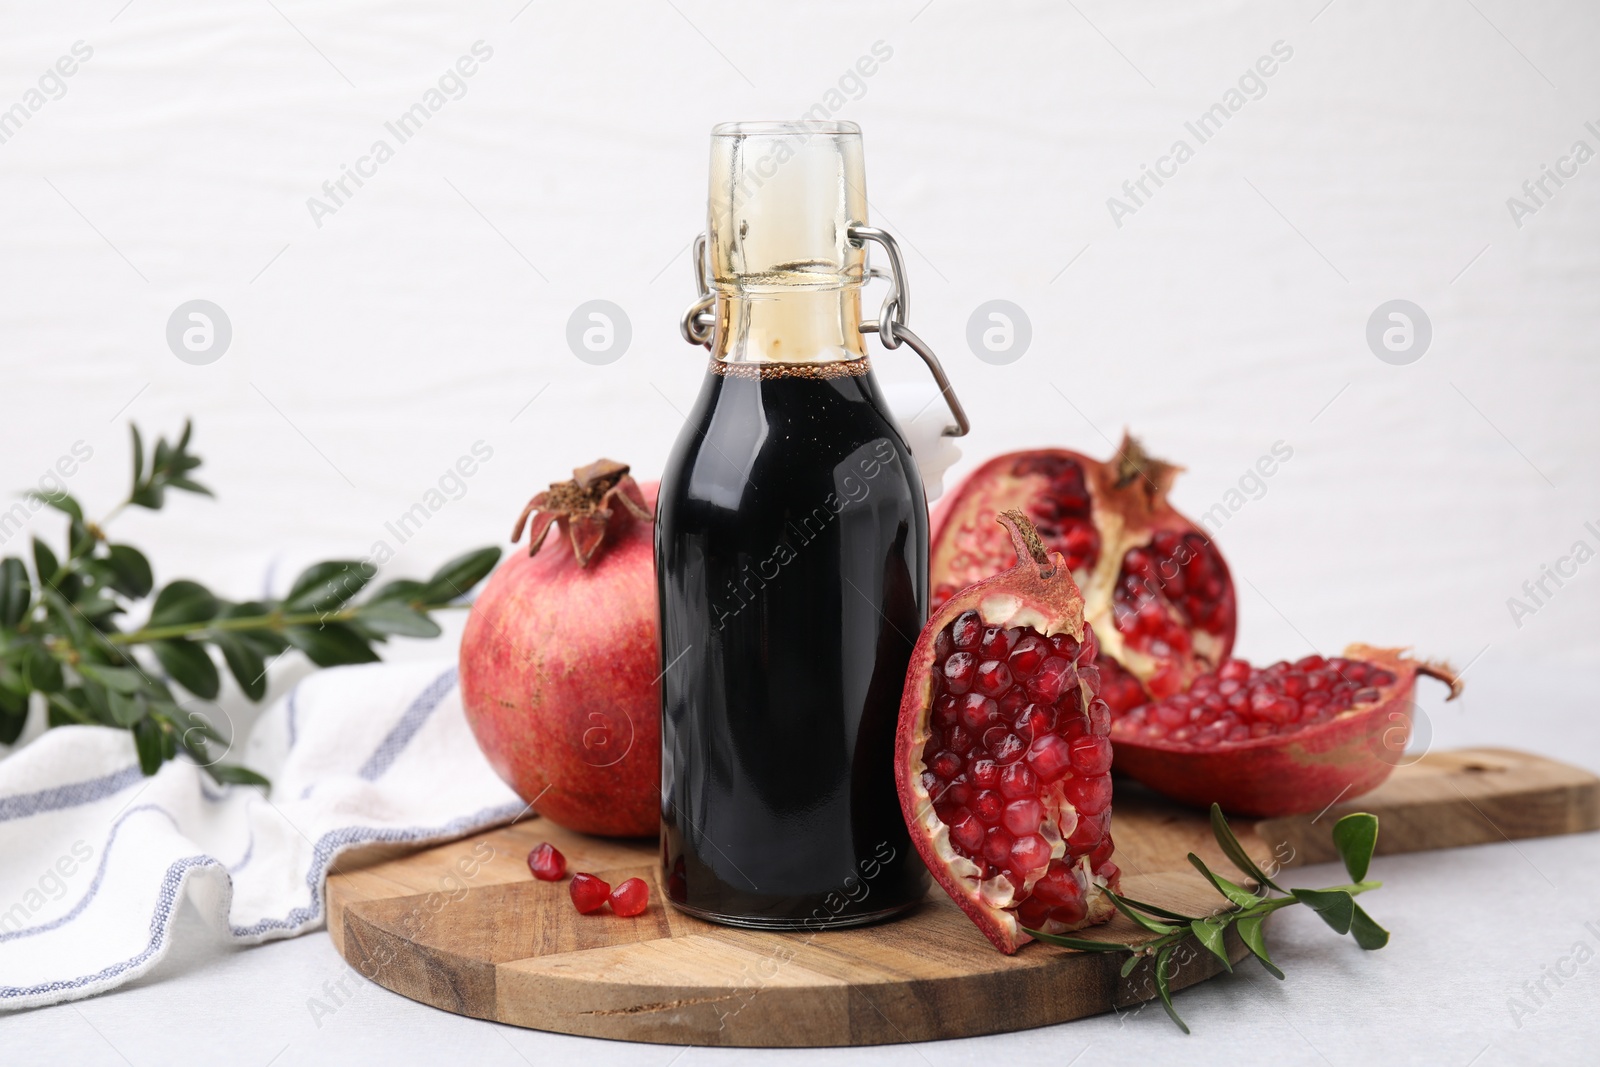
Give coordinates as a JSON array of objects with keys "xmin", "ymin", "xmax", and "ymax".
[
  {"xmin": 990, "ymin": 731, "xmax": 1027, "ymax": 764},
  {"xmin": 1066, "ymin": 811, "xmax": 1106, "ymax": 852},
  {"xmin": 1050, "ymin": 899, "xmax": 1088, "ymax": 925},
  {"xmin": 950, "ymin": 812, "xmax": 985, "ymax": 854},
  {"xmin": 975, "ymin": 661, "xmax": 1013, "ymax": 697},
  {"xmin": 570, "ymin": 872, "xmax": 611, "ymax": 914},
  {"xmin": 1009, "ymin": 635, "xmax": 1050, "ymax": 677},
  {"xmin": 609, "ymin": 877, "xmax": 650, "ymax": 917},
  {"xmin": 1026, "ymin": 733, "xmax": 1074, "ymax": 783},
  {"xmin": 973, "ymin": 790, "xmax": 1004, "ymax": 825},
  {"xmin": 1068, "ymin": 736, "xmax": 1114, "ymax": 776},
  {"xmin": 933, "ymin": 696, "xmax": 959, "ymax": 728},
  {"xmin": 1010, "ymin": 833, "xmax": 1051, "ymax": 872},
  {"xmin": 1219, "ymin": 659, "xmax": 1251, "ymax": 682},
  {"xmin": 527, "ymin": 842, "xmax": 567, "ymax": 881},
  {"xmin": 982, "ymin": 828, "xmax": 1014, "ymax": 866},
  {"xmin": 944, "ymin": 652, "xmax": 977, "ymax": 694},
  {"xmin": 947, "ymin": 727, "xmax": 976, "ymax": 754},
  {"xmin": 970, "ymin": 758, "xmax": 1000, "ymax": 788},
  {"xmin": 1065, "ymin": 773, "xmax": 1112, "ymax": 815},
  {"xmin": 929, "ymin": 750, "xmax": 962, "ymax": 779},
  {"xmin": 1031, "ymin": 864, "xmax": 1083, "ymax": 908},
  {"xmin": 1028, "ymin": 657, "xmax": 1074, "ymax": 702},
  {"xmin": 951, "ymin": 611, "xmax": 983, "ymax": 650},
  {"xmin": 979, "ymin": 627, "xmax": 1015, "ymax": 661},
  {"xmin": 1002, "ymin": 797, "xmax": 1044, "ymax": 836},
  {"xmin": 999, "ymin": 762, "xmax": 1037, "ymax": 799},
  {"xmin": 1017, "ymin": 896, "xmax": 1052, "ymax": 929}
]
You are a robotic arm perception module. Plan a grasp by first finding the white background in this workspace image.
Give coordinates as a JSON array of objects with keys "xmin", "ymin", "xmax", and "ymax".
[{"xmin": 2, "ymin": 1, "xmax": 1598, "ymax": 1063}]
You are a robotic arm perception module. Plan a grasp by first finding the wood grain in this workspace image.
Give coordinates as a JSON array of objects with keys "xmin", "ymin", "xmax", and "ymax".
[{"xmin": 327, "ymin": 747, "xmax": 1599, "ymax": 1046}]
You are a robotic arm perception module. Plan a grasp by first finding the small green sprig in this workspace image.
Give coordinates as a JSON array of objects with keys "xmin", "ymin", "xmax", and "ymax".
[
  {"xmin": 1025, "ymin": 804, "xmax": 1389, "ymax": 1033},
  {"xmin": 0, "ymin": 422, "xmax": 501, "ymax": 787}
]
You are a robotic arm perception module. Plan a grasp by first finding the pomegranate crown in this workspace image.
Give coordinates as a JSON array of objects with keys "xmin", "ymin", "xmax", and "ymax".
[
  {"xmin": 511, "ymin": 458, "xmax": 653, "ymax": 568},
  {"xmin": 1108, "ymin": 432, "xmax": 1182, "ymax": 516}
]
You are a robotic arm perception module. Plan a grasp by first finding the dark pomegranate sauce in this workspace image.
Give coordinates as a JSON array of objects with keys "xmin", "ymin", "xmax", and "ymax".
[{"xmin": 656, "ymin": 357, "xmax": 930, "ymax": 928}]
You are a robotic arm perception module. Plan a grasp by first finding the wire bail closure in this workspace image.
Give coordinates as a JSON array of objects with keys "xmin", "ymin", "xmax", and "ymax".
[{"xmin": 679, "ymin": 226, "xmax": 970, "ymax": 438}]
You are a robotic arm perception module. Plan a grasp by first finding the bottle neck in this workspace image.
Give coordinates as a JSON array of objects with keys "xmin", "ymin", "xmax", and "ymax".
[{"xmin": 712, "ymin": 285, "xmax": 867, "ymax": 364}]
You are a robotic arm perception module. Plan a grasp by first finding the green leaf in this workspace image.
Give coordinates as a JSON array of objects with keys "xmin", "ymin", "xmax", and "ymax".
[
  {"xmin": 1291, "ymin": 888, "xmax": 1355, "ymax": 935},
  {"xmin": 367, "ymin": 578, "xmax": 427, "ymax": 604},
  {"xmin": 24, "ymin": 489, "xmax": 83, "ymax": 522},
  {"xmin": 212, "ymin": 632, "xmax": 267, "ymax": 701},
  {"xmin": 1022, "ymin": 929, "xmax": 1135, "ymax": 952},
  {"xmin": 1102, "ymin": 888, "xmax": 1180, "ymax": 936},
  {"xmin": 1119, "ymin": 953, "xmax": 1144, "ymax": 978},
  {"xmin": 77, "ymin": 663, "xmax": 147, "ymax": 694},
  {"xmin": 106, "ymin": 544, "xmax": 154, "ymax": 598},
  {"xmin": 0, "ymin": 682, "xmax": 28, "ymax": 744},
  {"xmin": 1189, "ymin": 918, "xmax": 1232, "ymax": 972},
  {"xmin": 107, "ymin": 689, "xmax": 145, "ymax": 727},
  {"xmin": 32, "ymin": 538, "xmax": 60, "ymax": 587},
  {"xmin": 67, "ymin": 519, "xmax": 96, "ymax": 560},
  {"xmin": 1210, "ymin": 803, "xmax": 1283, "ymax": 892},
  {"xmin": 354, "ymin": 602, "xmax": 442, "ymax": 638},
  {"xmin": 1187, "ymin": 854, "xmax": 1262, "ymax": 909},
  {"xmin": 1235, "ymin": 915, "xmax": 1285, "ymax": 979},
  {"xmin": 1332, "ymin": 812, "xmax": 1379, "ymax": 883},
  {"xmin": 148, "ymin": 580, "xmax": 219, "ymax": 628},
  {"xmin": 1153, "ymin": 945, "xmax": 1189, "ymax": 1034},
  {"xmin": 284, "ymin": 560, "xmax": 372, "ymax": 612},
  {"xmin": 1111, "ymin": 895, "xmax": 1201, "ymax": 923},
  {"xmin": 133, "ymin": 716, "xmax": 164, "ymax": 774},
  {"xmin": 0, "ymin": 557, "xmax": 30, "ymax": 627},
  {"xmin": 23, "ymin": 644, "xmax": 64, "ymax": 693},
  {"xmin": 419, "ymin": 547, "xmax": 501, "ymax": 602},
  {"xmin": 206, "ymin": 763, "xmax": 270, "ymax": 788},
  {"xmin": 283, "ymin": 623, "xmax": 379, "ymax": 667},
  {"xmin": 150, "ymin": 639, "xmax": 219, "ymax": 699},
  {"xmin": 1349, "ymin": 903, "xmax": 1390, "ymax": 950},
  {"xmin": 131, "ymin": 423, "xmax": 145, "ymax": 492},
  {"xmin": 45, "ymin": 689, "xmax": 95, "ymax": 727}
]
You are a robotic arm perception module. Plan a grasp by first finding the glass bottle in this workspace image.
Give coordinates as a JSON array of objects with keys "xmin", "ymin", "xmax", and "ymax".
[{"xmin": 656, "ymin": 121, "xmax": 932, "ymax": 928}]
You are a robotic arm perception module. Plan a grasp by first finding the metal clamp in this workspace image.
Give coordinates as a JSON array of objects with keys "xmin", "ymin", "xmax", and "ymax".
[{"xmin": 678, "ymin": 226, "xmax": 969, "ymax": 438}]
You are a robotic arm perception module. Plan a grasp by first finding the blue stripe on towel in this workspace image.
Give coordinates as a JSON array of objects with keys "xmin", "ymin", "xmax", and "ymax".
[
  {"xmin": 356, "ymin": 667, "xmax": 458, "ymax": 781},
  {"xmin": 0, "ymin": 765, "xmax": 144, "ymax": 823},
  {"xmin": 0, "ymin": 805, "xmax": 176, "ymax": 944},
  {"xmin": 0, "ymin": 799, "xmax": 527, "ymax": 1003}
]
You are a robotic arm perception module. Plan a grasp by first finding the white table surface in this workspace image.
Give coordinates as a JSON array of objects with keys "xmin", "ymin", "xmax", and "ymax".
[{"xmin": 5, "ymin": 659, "xmax": 1597, "ymax": 1067}]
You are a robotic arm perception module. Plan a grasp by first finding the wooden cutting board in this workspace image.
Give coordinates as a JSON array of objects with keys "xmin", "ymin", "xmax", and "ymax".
[{"xmin": 326, "ymin": 747, "xmax": 1599, "ymax": 1046}]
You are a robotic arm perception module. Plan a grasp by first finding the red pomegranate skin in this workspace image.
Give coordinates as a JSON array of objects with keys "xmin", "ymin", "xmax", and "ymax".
[{"xmin": 459, "ymin": 486, "xmax": 660, "ymax": 838}]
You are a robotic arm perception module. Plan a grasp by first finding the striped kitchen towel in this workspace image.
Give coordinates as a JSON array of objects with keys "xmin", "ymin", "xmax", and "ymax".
[{"xmin": 0, "ymin": 659, "xmax": 523, "ymax": 1010}]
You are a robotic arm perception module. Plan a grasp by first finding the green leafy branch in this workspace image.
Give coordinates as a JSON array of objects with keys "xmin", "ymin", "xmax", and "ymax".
[
  {"xmin": 0, "ymin": 421, "xmax": 501, "ymax": 787},
  {"xmin": 1025, "ymin": 805, "xmax": 1389, "ymax": 1033}
]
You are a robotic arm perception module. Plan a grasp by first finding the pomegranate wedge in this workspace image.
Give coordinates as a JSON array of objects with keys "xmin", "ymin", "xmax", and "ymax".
[
  {"xmin": 930, "ymin": 435, "xmax": 1240, "ymax": 703},
  {"xmin": 897, "ymin": 510, "xmax": 1119, "ymax": 954},
  {"xmin": 1110, "ymin": 645, "xmax": 1463, "ymax": 816}
]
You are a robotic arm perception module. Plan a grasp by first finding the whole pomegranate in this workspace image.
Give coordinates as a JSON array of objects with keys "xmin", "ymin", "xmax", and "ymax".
[
  {"xmin": 898, "ymin": 510, "xmax": 1119, "ymax": 955},
  {"xmin": 460, "ymin": 460, "xmax": 659, "ymax": 837},
  {"xmin": 930, "ymin": 433, "xmax": 1236, "ymax": 704}
]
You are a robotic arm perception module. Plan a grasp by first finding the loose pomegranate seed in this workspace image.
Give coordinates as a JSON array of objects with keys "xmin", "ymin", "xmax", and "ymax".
[
  {"xmin": 1111, "ymin": 654, "xmax": 1404, "ymax": 747},
  {"xmin": 569, "ymin": 872, "xmax": 611, "ymax": 914},
  {"xmin": 527, "ymin": 842, "xmax": 566, "ymax": 881},
  {"xmin": 609, "ymin": 877, "xmax": 650, "ymax": 917}
]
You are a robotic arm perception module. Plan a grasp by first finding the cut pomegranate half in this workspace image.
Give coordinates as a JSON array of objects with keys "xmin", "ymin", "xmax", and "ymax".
[
  {"xmin": 1110, "ymin": 645, "xmax": 1463, "ymax": 816},
  {"xmin": 897, "ymin": 510, "xmax": 1119, "ymax": 955},
  {"xmin": 930, "ymin": 436, "xmax": 1236, "ymax": 703}
]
